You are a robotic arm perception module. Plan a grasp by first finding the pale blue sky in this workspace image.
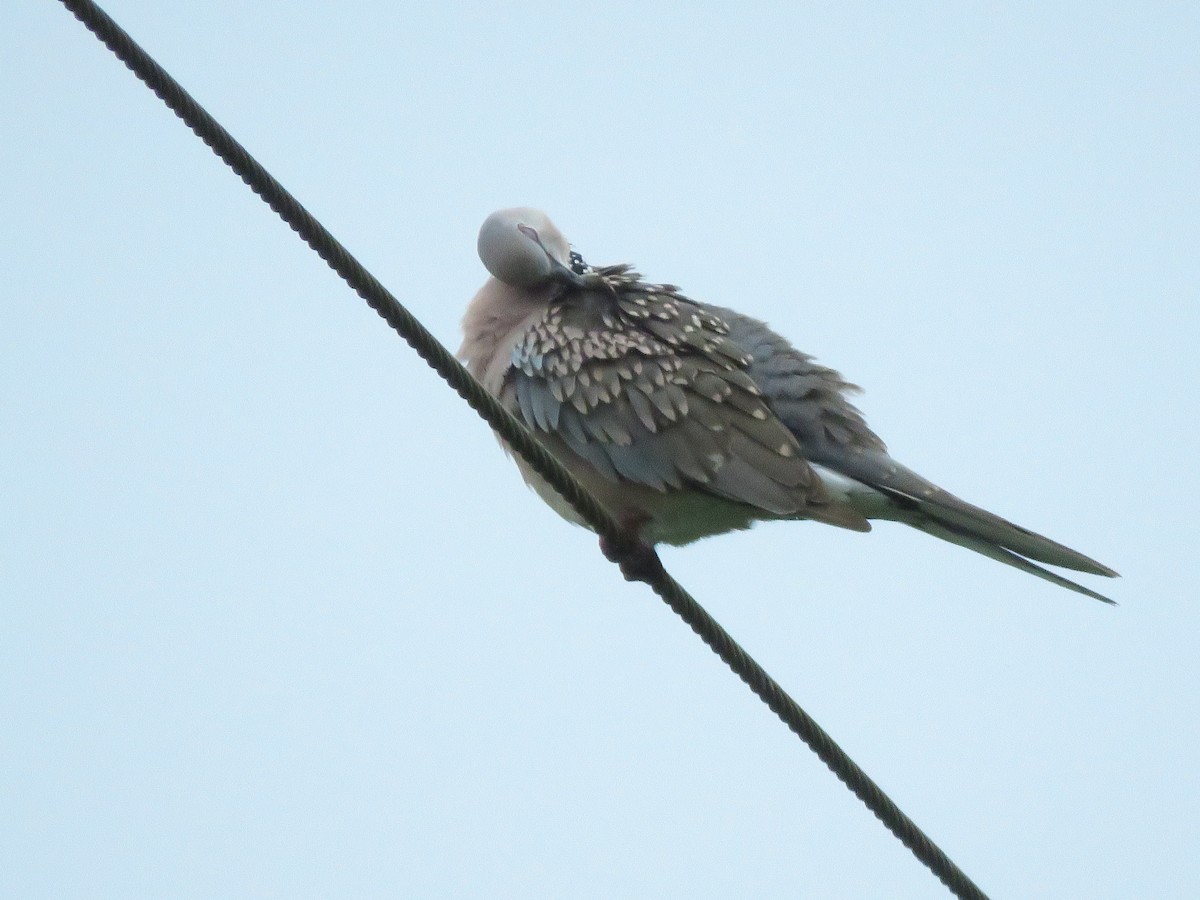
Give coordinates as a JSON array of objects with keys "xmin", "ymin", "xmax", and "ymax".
[{"xmin": 3, "ymin": 2, "xmax": 1198, "ymax": 897}]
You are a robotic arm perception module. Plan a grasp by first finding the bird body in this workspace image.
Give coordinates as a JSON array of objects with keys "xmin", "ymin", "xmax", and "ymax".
[{"xmin": 460, "ymin": 208, "xmax": 1118, "ymax": 603}]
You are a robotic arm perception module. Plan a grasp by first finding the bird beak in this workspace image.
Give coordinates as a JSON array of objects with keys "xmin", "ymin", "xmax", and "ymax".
[
  {"xmin": 517, "ymin": 223, "xmax": 586, "ymax": 289},
  {"xmin": 547, "ymin": 255, "xmax": 587, "ymax": 289}
]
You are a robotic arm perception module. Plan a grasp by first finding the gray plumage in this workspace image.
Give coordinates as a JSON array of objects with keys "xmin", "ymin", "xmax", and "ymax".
[{"xmin": 459, "ymin": 208, "xmax": 1118, "ymax": 603}]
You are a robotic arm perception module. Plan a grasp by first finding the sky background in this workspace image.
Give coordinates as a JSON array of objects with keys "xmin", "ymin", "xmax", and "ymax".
[{"xmin": 3, "ymin": 2, "xmax": 1198, "ymax": 897}]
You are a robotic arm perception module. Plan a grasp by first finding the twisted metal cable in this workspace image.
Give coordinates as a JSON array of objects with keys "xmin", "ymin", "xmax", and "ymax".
[{"xmin": 53, "ymin": 2, "xmax": 988, "ymax": 897}]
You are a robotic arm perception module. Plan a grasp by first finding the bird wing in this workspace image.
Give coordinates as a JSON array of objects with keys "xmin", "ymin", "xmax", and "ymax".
[
  {"xmin": 708, "ymin": 302, "xmax": 889, "ymax": 457},
  {"xmin": 501, "ymin": 271, "xmax": 867, "ymax": 530}
]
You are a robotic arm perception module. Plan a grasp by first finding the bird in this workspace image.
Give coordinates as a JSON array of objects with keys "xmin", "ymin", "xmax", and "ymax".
[{"xmin": 458, "ymin": 207, "xmax": 1118, "ymax": 603}]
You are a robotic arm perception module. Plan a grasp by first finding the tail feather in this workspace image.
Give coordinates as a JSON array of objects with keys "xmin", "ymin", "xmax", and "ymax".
[
  {"xmin": 810, "ymin": 452, "xmax": 1118, "ymax": 603},
  {"xmin": 914, "ymin": 491, "xmax": 1117, "ymax": 576},
  {"xmin": 913, "ymin": 518, "xmax": 1117, "ymax": 605}
]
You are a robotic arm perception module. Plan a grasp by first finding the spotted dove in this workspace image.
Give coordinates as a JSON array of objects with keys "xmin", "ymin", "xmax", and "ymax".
[{"xmin": 458, "ymin": 208, "xmax": 1118, "ymax": 603}]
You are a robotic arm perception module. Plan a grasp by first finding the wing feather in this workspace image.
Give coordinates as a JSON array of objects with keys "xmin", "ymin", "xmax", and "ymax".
[{"xmin": 504, "ymin": 277, "xmax": 864, "ymax": 529}]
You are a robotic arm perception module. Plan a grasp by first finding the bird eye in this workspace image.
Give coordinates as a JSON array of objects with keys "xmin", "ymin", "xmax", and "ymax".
[{"xmin": 517, "ymin": 224, "xmax": 540, "ymax": 243}]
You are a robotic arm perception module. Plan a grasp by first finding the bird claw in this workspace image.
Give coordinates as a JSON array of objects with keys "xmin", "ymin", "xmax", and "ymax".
[{"xmin": 599, "ymin": 532, "xmax": 664, "ymax": 584}]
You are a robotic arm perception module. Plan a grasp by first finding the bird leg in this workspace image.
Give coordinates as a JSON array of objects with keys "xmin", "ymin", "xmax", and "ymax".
[{"xmin": 599, "ymin": 511, "xmax": 664, "ymax": 584}]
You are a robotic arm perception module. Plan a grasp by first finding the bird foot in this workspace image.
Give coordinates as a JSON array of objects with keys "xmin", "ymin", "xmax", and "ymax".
[{"xmin": 599, "ymin": 514, "xmax": 664, "ymax": 584}]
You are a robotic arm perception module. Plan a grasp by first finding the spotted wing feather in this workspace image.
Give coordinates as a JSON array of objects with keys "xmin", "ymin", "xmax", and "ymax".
[{"xmin": 502, "ymin": 271, "xmax": 865, "ymax": 528}]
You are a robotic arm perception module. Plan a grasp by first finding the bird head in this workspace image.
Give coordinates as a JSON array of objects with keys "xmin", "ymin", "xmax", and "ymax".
[{"xmin": 477, "ymin": 208, "xmax": 584, "ymax": 289}]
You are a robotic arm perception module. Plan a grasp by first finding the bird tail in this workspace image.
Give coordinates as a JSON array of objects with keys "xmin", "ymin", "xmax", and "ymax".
[
  {"xmin": 908, "ymin": 514, "xmax": 1117, "ymax": 604},
  {"xmin": 815, "ymin": 454, "xmax": 1119, "ymax": 604}
]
